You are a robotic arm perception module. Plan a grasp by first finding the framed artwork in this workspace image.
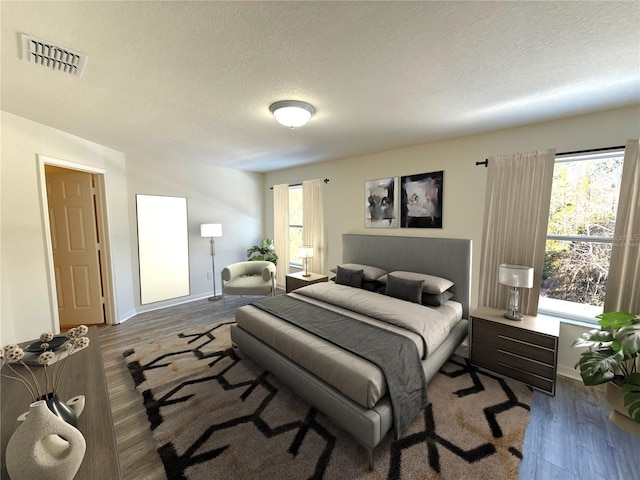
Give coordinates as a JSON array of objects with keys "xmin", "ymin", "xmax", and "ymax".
[
  {"xmin": 400, "ymin": 171, "xmax": 443, "ymax": 228},
  {"xmin": 365, "ymin": 177, "xmax": 398, "ymax": 228}
]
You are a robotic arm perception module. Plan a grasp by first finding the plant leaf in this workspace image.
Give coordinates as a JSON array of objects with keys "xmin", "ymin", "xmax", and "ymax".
[
  {"xmin": 622, "ymin": 373, "xmax": 640, "ymax": 423},
  {"xmin": 575, "ymin": 350, "xmax": 621, "ymax": 385},
  {"xmin": 615, "ymin": 324, "xmax": 640, "ymax": 355},
  {"xmin": 597, "ymin": 311, "xmax": 638, "ymax": 329},
  {"xmin": 571, "ymin": 329, "xmax": 614, "ymax": 349}
]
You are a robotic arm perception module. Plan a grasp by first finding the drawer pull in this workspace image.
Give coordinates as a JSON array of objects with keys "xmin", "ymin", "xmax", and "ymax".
[
  {"xmin": 497, "ymin": 334, "xmax": 554, "ymax": 352},
  {"xmin": 496, "ymin": 361, "xmax": 553, "ymax": 384},
  {"xmin": 496, "ymin": 348, "xmax": 553, "ymax": 369}
]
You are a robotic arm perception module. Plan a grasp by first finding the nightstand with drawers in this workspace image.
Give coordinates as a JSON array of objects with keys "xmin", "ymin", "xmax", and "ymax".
[
  {"xmin": 285, "ymin": 271, "xmax": 328, "ymax": 293},
  {"xmin": 470, "ymin": 306, "xmax": 559, "ymax": 395}
]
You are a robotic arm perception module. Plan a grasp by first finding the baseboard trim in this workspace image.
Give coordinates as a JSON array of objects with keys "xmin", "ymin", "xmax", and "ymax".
[
  {"xmin": 557, "ymin": 364, "xmax": 582, "ymax": 381},
  {"xmin": 118, "ymin": 293, "xmax": 214, "ymax": 322}
]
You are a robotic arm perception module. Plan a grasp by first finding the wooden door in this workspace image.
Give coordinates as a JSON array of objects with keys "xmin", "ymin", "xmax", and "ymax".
[{"xmin": 46, "ymin": 169, "xmax": 105, "ymax": 326}]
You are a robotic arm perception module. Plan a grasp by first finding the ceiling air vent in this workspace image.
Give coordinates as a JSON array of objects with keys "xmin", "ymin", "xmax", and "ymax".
[{"xmin": 21, "ymin": 34, "xmax": 87, "ymax": 77}]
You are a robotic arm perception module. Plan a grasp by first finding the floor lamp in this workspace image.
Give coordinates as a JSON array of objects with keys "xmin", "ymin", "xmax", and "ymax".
[{"xmin": 201, "ymin": 224, "xmax": 223, "ymax": 301}]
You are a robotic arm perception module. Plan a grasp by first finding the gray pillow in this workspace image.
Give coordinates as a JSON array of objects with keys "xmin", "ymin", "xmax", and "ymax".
[
  {"xmin": 335, "ymin": 266, "xmax": 364, "ymax": 288},
  {"xmin": 330, "ymin": 263, "xmax": 387, "ymax": 282},
  {"xmin": 422, "ymin": 290, "xmax": 454, "ymax": 306},
  {"xmin": 384, "ymin": 273, "xmax": 423, "ymax": 304},
  {"xmin": 379, "ymin": 271, "xmax": 454, "ymax": 294}
]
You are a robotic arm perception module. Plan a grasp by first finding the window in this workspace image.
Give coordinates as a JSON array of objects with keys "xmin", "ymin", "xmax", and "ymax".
[
  {"xmin": 289, "ymin": 185, "xmax": 303, "ymax": 267},
  {"xmin": 539, "ymin": 149, "xmax": 624, "ymax": 323}
]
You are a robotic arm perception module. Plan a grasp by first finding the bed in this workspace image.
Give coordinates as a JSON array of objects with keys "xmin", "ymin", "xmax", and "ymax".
[{"xmin": 230, "ymin": 234, "xmax": 472, "ymax": 469}]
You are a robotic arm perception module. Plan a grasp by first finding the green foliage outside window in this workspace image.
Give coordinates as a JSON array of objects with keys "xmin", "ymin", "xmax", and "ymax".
[
  {"xmin": 289, "ymin": 186, "xmax": 303, "ymax": 265},
  {"xmin": 541, "ymin": 154, "xmax": 623, "ymax": 308}
]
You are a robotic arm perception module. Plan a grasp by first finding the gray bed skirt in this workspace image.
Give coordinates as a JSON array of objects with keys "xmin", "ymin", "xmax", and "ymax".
[{"xmin": 230, "ymin": 318, "xmax": 469, "ymax": 469}]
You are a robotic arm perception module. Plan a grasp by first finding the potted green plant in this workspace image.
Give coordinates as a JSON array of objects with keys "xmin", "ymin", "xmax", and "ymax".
[
  {"xmin": 572, "ymin": 311, "xmax": 640, "ymax": 432},
  {"xmin": 246, "ymin": 238, "xmax": 278, "ymax": 266}
]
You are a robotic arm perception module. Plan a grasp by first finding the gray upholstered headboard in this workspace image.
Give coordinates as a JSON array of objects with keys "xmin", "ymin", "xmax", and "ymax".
[{"xmin": 342, "ymin": 234, "xmax": 472, "ymax": 319}]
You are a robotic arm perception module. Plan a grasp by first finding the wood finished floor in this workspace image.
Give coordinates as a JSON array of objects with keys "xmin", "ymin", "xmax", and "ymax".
[
  {"xmin": 519, "ymin": 377, "xmax": 640, "ymax": 480},
  {"xmin": 99, "ymin": 294, "xmax": 264, "ymax": 480},
  {"xmin": 100, "ymin": 298, "xmax": 640, "ymax": 480}
]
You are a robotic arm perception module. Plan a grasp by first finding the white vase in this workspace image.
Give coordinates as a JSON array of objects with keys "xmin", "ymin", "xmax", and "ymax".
[
  {"xmin": 604, "ymin": 381, "xmax": 640, "ymax": 436},
  {"xmin": 5, "ymin": 399, "xmax": 86, "ymax": 480}
]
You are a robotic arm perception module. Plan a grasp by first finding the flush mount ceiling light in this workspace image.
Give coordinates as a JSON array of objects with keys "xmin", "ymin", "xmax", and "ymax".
[{"xmin": 269, "ymin": 100, "xmax": 315, "ymax": 128}]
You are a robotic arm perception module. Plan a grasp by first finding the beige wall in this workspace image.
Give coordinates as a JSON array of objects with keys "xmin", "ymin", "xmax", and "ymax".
[
  {"xmin": 1, "ymin": 111, "xmax": 135, "ymax": 344},
  {"xmin": 1, "ymin": 112, "xmax": 265, "ymax": 344},
  {"xmin": 125, "ymin": 155, "xmax": 264, "ymax": 312},
  {"xmin": 3, "ymin": 105, "xmax": 638, "ymax": 373},
  {"xmin": 263, "ymin": 105, "xmax": 640, "ymax": 378}
]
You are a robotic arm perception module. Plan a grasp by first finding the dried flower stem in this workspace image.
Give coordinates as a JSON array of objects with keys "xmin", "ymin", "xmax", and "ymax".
[
  {"xmin": 1, "ymin": 367, "xmax": 38, "ymax": 401},
  {"xmin": 2, "ymin": 325, "xmax": 89, "ymax": 400},
  {"xmin": 19, "ymin": 360, "xmax": 43, "ymax": 399},
  {"xmin": 43, "ymin": 363, "xmax": 51, "ymax": 394},
  {"xmin": 53, "ymin": 344, "xmax": 75, "ymax": 393}
]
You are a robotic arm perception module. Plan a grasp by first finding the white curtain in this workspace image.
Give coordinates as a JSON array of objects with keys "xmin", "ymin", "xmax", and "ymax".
[
  {"xmin": 605, "ymin": 139, "xmax": 640, "ymax": 313},
  {"xmin": 302, "ymin": 179, "xmax": 326, "ymax": 275},
  {"xmin": 478, "ymin": 149, "xmax": 555, "ymax": 315},
  {"xmin": 273, "ymin": 183, "xmax": 289, "ymax": 288}
]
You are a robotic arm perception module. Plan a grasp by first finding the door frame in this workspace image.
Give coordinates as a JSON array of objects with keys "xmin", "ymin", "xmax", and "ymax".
[{"xmin": 37, "ymin": 154, "xmax": 117, "ymax": 331}]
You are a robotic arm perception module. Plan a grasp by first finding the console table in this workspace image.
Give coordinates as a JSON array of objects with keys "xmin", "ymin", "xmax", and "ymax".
[{"xmin": 1, "ymin": 326, "xmax": 122, "ymax": 479}]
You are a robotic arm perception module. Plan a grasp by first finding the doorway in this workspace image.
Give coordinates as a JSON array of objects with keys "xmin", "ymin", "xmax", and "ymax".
[{"xmin": 40, "ymin": 158, "xmax": 115, "ymax": 330}]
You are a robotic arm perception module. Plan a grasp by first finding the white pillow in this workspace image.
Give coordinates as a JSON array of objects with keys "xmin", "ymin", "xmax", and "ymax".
[{"xmin": 378, "ymin": 271, "xmax": 453, "ymax": 294}]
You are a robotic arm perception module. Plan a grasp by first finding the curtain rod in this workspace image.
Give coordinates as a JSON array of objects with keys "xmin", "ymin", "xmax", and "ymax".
[
  {"xmin": 270, "ymin": 178, "xmax": 330, "ymax": 190},
  {"xmin": 476, "ymin": 145, "xmax": 625, "ymax": 167}
]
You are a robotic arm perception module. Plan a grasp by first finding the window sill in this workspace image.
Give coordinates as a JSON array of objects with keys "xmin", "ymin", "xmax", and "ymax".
[
  {"xmin": 537, "ymin": 297, "xmax": 601, "ymax": 328},
  {"xmin": 536, "ymin": 311, "xmax": 597, "ymax": 329}
]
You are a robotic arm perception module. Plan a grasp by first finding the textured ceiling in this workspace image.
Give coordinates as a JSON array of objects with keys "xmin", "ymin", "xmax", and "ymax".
[{"xmin": 1, "ymin": 1, "xmax": 639, "ymax": 172}]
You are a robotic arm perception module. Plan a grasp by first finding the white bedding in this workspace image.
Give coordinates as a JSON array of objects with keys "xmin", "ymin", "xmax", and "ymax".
[{"xmin": 234, "ymin": 282, "xmax": 462, "ymax": 409}]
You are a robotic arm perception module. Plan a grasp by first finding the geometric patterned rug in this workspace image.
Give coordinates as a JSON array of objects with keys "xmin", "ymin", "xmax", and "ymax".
[{"xmin": 123, "ymin": 321, "xmax": 532, "ymax": 480}]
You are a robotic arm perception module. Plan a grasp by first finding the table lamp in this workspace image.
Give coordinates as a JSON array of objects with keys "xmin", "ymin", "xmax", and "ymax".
[
  {"xmin": 499, "ymin": 264, "xmax": 534, "ymax": 320},
  {"xmin": 298, "ymin": 245, "xmax": 314, "ymax": 277}
]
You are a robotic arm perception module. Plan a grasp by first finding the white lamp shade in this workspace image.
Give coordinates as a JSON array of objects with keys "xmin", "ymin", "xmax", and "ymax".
[
  {"xmin": 200, "ymin": 223, "xmax": 222, "ymax": 238},
  {"xmin": 298, "ymin": 245, "xmax": 314, "ymax": 259},
  {"xmin": 269, "ymin": 101, "xmax": 315, "ymax": 128},
  {"xmin": 499, "ymin": 264, "xmax": 534, "ymax": 288}
]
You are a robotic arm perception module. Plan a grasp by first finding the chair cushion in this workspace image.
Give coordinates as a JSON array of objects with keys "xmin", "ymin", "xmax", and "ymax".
[
  {"xmin": 223, "ymin": 275, "xmax": 273, "ymax": 296},
  {"xmin": 223, "ymin": 261, "xmax": 275, "ymax": 281}
]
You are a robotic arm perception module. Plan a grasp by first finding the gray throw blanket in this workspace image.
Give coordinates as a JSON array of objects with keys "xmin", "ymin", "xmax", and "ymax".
[{"xmin": 251, "ymin": 295, "xmax": 428, "ymax": 439}]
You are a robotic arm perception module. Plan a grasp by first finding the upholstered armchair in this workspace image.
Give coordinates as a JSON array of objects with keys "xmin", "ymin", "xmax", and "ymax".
[{"xmin": 221, "ymin": 261, "xmax": 276, "ymax": 303}]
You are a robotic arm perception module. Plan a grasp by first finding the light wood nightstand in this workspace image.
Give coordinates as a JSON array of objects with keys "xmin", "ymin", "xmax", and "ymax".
[
  {"xmin": 285, "ymin": 271, "xmax": 328, "ymax": 293},
  {"xmin": 470, "ymin": 306, "xmax": 559, "ymax": 395}
]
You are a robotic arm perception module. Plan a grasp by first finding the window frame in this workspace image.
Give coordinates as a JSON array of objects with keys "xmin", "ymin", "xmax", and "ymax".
[
  {"xmin": 288, "ymin": 185, "xmax": 303, "ymax": 269},
  {"xmin": 538, "ymin": 148, "xmax": 624, "ymax": 325}
]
